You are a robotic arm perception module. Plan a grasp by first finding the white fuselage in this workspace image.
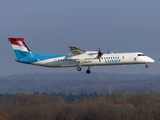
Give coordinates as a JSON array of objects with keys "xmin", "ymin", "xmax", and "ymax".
[
  {"xmin": 32, "ymin": 51, "xmax": 154, "ymax": 68},
  {"xmin": 8, "ymin": 38, "xmax": 155, "ymax": 74}
]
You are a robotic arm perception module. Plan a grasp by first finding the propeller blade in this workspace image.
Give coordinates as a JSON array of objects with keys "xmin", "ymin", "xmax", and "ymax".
[
  {"xmin": 97, "ymin": 47, "xmax": 103, "ymax": 62},
  {"xmin": 98, "ymin": 48, "xmax": 103, "ymax": 57}
]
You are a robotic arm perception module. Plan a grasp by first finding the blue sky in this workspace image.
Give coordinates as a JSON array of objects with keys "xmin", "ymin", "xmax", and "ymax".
[{"xmin": 0, "ymin": 0, "xmax": 160, "ymax": 75}]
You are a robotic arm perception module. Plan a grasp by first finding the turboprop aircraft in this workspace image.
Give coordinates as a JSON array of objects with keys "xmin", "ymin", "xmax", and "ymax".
[{"xmin": 8, "ymin": 38, "xmax": 154, "ymax": 74}]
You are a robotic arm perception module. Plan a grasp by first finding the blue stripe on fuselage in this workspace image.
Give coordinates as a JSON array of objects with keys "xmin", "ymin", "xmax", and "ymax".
[
  {"xmin": 32, "ymin": 53, "xmax": 67, "ymax": 61},
  {"xmin": 14, "ymin": 50, "xmax": 67, "ymax": 64}
]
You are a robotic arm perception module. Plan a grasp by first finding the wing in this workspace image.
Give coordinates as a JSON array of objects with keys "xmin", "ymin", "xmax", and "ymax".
[{"xmin": 69, "ymin": 46, "xmax": 86, "ymax": 55}]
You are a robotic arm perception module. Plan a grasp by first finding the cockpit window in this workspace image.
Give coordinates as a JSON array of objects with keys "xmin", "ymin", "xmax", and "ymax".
[{"xmin": 137, "ymin": 54, "xmax": 145, "ymax": 56}]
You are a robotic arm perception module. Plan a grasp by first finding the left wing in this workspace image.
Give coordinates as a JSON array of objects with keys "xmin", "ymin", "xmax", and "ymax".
[{"xmin": 69, "ymin": 46, "xmax": 86, "ymax": 55}]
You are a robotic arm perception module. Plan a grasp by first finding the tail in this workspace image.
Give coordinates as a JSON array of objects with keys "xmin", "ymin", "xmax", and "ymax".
[{"xmin": 8, "ymin": 38, "xmax": 34, "ymax": 63}]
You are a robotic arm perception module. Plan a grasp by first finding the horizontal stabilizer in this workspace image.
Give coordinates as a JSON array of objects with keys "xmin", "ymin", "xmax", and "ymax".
[{"xmin": 8, "ymin": 38, "xmax": 25, "ymax": 42}]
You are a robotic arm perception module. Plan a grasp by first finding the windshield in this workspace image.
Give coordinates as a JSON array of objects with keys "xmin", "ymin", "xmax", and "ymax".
[{"xmin": 137, "ymin": 54, "xmax": 145, "ymax": 56}]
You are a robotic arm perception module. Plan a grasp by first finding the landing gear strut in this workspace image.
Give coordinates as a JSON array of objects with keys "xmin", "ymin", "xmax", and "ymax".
[
  {"xmin": 145, "ymin": 64, "xmax": 148, "ymax": 68},
  {"xmin": 86, "ymin": 66, "xmax": 91, "ymax": 74}
]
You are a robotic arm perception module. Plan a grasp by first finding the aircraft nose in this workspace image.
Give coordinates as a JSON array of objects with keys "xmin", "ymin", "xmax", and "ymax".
[
  {"xmin": 150, "ymin": 58, "xmax": 155, "ymax": 63},
  {"xmin": 146, "ymin": 57, "xmax": 155, "ymax": 63}
]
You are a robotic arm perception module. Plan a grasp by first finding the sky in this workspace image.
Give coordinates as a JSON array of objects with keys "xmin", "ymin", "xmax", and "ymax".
[{"xmin": 0, "ymin": 0, "xmax": 160, "ymax": 75}]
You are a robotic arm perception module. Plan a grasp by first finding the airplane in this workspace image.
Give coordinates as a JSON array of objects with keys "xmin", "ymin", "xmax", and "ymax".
[{"xmin": 8, "ymin": 37, "xmax": 154, "ymax": 74}]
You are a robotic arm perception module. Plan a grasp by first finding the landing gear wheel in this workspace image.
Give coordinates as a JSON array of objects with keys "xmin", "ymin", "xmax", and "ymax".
[
  {"xmin": 77, "ymin": 67, "xmax": 82, "ymax": 71},
  {"xmin": 145, "ymin": 64, "xmax": 148, "ymax": 68},
  {"xmin": 86, "ymin": 69, "xmax": 91, "ymax": 74}
]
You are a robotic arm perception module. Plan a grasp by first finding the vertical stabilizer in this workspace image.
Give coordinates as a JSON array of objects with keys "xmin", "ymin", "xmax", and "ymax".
[{"xmin": 8, "ymin": 38, "xmax": 34, "ymax": 62}]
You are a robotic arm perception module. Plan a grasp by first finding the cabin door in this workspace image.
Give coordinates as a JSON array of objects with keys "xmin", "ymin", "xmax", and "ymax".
[{"xmin": 121, "ymin": 56, "xmax": 125, "ymax": 63}]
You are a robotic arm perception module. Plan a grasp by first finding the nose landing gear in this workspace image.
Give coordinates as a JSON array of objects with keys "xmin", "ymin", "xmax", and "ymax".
[{"xmin": 145, "ymin": 64, "xmax": 148, "ymax": 68}]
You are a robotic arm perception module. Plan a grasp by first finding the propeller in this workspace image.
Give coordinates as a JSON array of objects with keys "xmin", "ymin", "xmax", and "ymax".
[{"xmin": 96, "ymin": 47, "xmax": 103, "ymax": 62}]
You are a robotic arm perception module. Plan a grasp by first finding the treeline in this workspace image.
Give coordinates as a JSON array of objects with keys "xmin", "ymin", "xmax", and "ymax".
[
  {"xmin": 0, "ymin": 74, "xmax": 160, "ymax": 94},
  {"xmin": 0, "ymin": 91, "xmax": 105, "ymax": 103},
  {"xmin": 1, "ymin": 92, "xmax": 160, "ymax": 120}
]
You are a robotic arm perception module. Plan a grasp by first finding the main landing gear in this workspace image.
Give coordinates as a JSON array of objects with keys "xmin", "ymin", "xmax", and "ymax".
[
  {"xmin": 86, "ymin": 66, "xmax": 91, "ymax": 74},
  {"xmin": 145, "ymin": 64, "xmax": 148, "ymax": 68},
  {"xmin": 77, "ymin": 67, "xmax": 82, "ymax": 71},
  {"xmin": 77, "ymin": 66, "xmax": 92, "ymax": 74}
]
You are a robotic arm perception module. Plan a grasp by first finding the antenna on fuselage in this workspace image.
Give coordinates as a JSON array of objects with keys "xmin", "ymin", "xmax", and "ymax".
[{"xmin": 107, "ymin": 50, "xmax": 110, "ymax": 54}]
